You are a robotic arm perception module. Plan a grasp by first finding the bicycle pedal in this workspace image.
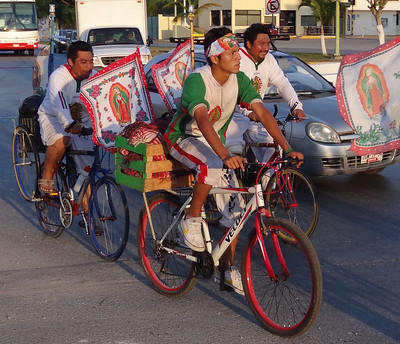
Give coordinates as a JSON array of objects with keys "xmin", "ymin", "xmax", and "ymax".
[{"xmin": 222, "ymin": 285, "xmax": 235, "ymax": 293}]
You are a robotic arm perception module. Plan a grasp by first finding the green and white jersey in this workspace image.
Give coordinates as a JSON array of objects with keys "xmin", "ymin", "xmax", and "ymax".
[{"xmin": 163, "ymin": 65, "xmax": 262, "ymax": 147}]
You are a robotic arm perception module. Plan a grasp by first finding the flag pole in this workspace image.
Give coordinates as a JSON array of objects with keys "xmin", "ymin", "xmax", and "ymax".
[{"xmin": 188, "ymin": 4, "xmax": 195, "ymax": 70}]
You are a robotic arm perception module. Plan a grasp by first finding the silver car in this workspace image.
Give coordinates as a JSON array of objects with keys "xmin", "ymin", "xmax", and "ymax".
[{"xmin": 144, "ymin": 48, "xmax": 400, "ymax": 176}]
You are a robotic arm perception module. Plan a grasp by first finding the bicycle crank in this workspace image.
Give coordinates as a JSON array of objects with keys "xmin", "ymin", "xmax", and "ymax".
[
  {"xmin": 60, "ymin": 193, "xmax": 73, "ymax": 228},
  {"xmin": 194, "ymin": 250, "xmax": 214, "ymax": 279}
]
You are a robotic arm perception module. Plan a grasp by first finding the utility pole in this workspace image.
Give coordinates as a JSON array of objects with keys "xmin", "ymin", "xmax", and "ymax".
[{"xmin": 49, "ymin": 3, "xmax": 55, "ymax": 76}]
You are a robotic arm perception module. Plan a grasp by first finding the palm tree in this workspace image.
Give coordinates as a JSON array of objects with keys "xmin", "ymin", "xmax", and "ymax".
[
  {"xmin": 163, "ymin": 0, "xmax": 220, "ymax": 26},
  {"xmin": 298, "ymin": 0, "xmax": 335, "ymax": 55}
]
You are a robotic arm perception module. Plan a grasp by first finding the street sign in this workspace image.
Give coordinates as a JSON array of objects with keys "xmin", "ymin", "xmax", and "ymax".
[{"xmin": 266, "ymin": 0, "xmax": 280, "ymax": 14}]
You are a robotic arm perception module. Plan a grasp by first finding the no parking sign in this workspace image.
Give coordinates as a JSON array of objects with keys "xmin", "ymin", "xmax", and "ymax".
[{"xmin": 266, "ymin": 0, "xmax": 280, "ymax": 14}]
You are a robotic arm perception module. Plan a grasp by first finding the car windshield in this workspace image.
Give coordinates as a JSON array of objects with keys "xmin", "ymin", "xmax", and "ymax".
[
  {"xmin": 88, "ymin": 28, "xmax": 144, "ymax": 46},
  {"xmin": 267, "ymin": 55, "xmax": 335, "ymax": 96}
]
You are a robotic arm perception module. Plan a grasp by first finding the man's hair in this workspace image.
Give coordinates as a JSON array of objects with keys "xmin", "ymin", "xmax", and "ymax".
[
  {"xmin": 67, "ymin": 40, "xmax": 93, "ymax": 61},
  {"xmin": 243, "ymin": 23, "xmax": 270, "ymax": 46},
  {"xmin": 204, "ymin": 26, "xmax": 232, "ymax": 65}
]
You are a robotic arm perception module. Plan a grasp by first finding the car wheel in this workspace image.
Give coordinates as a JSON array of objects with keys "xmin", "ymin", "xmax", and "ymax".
[{"xmin": 359, "ymin": 167, "xmax": 386, "ymax": 175}]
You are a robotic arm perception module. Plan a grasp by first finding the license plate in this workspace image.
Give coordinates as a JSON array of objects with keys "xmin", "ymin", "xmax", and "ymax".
[
  {"xmin": 361, "ymin": 153, "xmax": 383, "ymax": 164},
  {"xmin": 13, "ymin": 44, "xmax": 20, "ymax": 47}
]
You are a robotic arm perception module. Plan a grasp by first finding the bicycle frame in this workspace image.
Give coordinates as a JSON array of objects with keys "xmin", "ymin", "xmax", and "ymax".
[
  {"xmin": 144, "ymin": 164, "xmax": 288, "ymax": 281},
  {"xmin": 50, "ymin": 145, "xmax": 110, "ymax": 231}
]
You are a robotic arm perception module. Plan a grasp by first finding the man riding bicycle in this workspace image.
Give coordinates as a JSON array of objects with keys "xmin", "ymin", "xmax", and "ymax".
[
  {"xmin": 37, "ymin": 41, "xmax": 96, "ymax": 216},
  {"xmin": 163, "ymin": 27, "xmax": 303, "ymax": 294}
]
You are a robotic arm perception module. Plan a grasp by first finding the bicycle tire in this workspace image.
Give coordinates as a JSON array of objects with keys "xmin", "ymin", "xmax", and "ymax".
[
  {"xmin": 12, "ymin": 125, "xmax": 40, "ymax": 202},
  {"xmin": 137, "ymin": 192, "xmax": 197, "ymax": 297},
  {"xmin": 35, "ymin": 168, "xmax": 66, "ymax": 238},
  {"xmin": 241, "ymin": 217, "xmax": 322, "ymax": 337},
  {"xmin": 89, "ymin": 176, "xmax": 129, "ymax": 261},
  {"xmin": 265, "ymin": 167, "xmax": 319, "ymax": 241},
  {"xmin": 203, "ymin": 194, "xmax": 223, "ymax": 226}
]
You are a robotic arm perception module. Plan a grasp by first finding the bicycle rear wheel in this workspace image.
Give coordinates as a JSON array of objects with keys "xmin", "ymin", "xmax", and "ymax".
[
  {"xmin": 12, "ymin": 125, "xmax": 40, "ymax": 202},
  {"xmin": 265, "ymin": 167, "xmax": 319, "ymax": 241},
  {"xmin": 89, "ymin": 176, "xmax": 129, "ymax": 261},
  {"xmin": 35, "ymin": 168, "xmax": 66, "ymax": 238},
  {"xmin": 242, "ymin": 217, "xmax": 322, "ymax": 337},
  {"xmin": 137, "ymin": 192, "xmax": 197, "ymax": 297}
]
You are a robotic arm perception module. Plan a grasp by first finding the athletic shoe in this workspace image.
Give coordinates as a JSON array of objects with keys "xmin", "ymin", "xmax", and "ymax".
[
  {"xmin": 214, "ymin": 266, "xmax": 244, "ymax": 295},
  {"xmin": 178, "ymin": 216, "xmax": 205, "ymax": 252}
]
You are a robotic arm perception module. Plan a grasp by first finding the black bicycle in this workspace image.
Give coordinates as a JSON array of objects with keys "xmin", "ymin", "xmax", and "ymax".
[{"xmin": 12, "ymin": 123, "xmax": 130, "ymax": 261}]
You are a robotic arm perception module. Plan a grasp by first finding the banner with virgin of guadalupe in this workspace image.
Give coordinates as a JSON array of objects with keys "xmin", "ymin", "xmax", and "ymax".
[
  {"xmin": 151, "ymin": 39, "xmax": 192, "ymax": 111},
  {"xmin": 80, "ymin": 48, "xmax": 154, "ymax": 152},
  {"xmin": 336, "ymin": 36, "xmax": 400, "ymax": 156}
]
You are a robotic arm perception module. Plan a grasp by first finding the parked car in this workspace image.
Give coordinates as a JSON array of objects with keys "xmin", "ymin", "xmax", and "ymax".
[
  {"xmin": 144, "ymin": 48, "xmax": 400, "ymax": 176},
  {"xmin": 53, "ymin": 29, "xmax": 77, "ymax": 53}
]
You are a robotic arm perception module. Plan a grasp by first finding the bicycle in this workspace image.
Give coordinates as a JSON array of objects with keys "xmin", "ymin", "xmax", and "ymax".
[
  {"xmin": 137, "ymin": 160, "xmax": 323, "ymax": 337},
  {"xmin": 12, "ymin": 122, "xmax": 130, "ymax": 261},
  {"xmin": 204, "ymin": 104, "xmax": 319, "ymax": 241}
]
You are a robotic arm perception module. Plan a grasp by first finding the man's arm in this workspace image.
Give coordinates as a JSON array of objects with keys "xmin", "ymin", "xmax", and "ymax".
[{"xmin": 266, "ymin": 54, "xmax": 306, "ymax": 122}]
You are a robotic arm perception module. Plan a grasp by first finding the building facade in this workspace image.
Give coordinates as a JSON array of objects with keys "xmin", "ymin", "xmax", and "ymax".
[{"xmin": 197, "ymin": 0, "xmax": 400, "ymax": 37}]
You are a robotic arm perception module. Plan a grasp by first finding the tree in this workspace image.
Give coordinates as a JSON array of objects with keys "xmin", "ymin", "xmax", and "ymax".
[
  {"xmin": 163, "ymin": 0, "xmax": 220, "ymax": 25},
  {"xmin": 36, "ymin": 0, "xmax": 76, "ymax": 29},
  {"xmin": 298, "ymin": 0, "xmax": 335, "ymax": 55},
  {"xmin": 366, "ymin": 0, "xmax": 389, "ymax": 45},
  {"xmin": 147, "ymin": 0, "xmax": 175, "ymax": 16}
]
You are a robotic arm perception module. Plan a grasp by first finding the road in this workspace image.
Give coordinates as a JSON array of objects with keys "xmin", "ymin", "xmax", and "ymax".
[{"xmin": 0, "ymin": 49, "xmax": 399, "ymax": 344}]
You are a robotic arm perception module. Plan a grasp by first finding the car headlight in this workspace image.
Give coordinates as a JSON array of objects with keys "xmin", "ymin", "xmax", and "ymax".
[
  {"xmin": 306, "ymin": 122, "xmax": 340, "ymax": 143},
  {"xmin": 93, "ymin": 56, "xmax": 101, "ymax": 65},
  {"xmin": 141, "ymin": 54, "xmax": 151, "ymax": 65}
]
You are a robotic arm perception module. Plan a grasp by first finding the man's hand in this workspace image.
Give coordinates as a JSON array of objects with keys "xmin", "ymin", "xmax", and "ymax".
[
  {"xmin": 286, "ymin": 150, "xmax": 304, "ymax": 168},
  {"xmin": 248, "ymin": 112, "xmax": 259, "ymax": 122},
  {"xmin": 70, "ymin": 102, "xmax": 83, "ymax": 121},
  {"xmin": 222, "ymin": 155, "xmax": 247, "ymax": 172},
  {"xmin": 65, "ymin": 122, "xmax": 82, "ymax": 135},
  {"xmin": 294, "ymin": 109, "xmax": 306, "ymax": 122}
]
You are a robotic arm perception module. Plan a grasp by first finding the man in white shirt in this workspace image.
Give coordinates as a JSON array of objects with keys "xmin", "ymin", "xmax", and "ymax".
[
  {"xmin": 38, "ymin": 40, "xmax": 96, "ymax": 194},
  {"xmin": 225, "ymin": 23, "xmax": 306, "ymax": 162}
]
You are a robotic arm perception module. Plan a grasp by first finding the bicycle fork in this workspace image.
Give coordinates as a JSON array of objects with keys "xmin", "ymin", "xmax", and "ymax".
[{"xmin": 256, "ymin": 209, "xmax": 289, "ymax": 280}]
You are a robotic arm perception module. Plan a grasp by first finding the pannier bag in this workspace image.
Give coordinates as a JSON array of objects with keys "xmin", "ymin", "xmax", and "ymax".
[{"xmin": 18, "ymin": 95, "xmax": 46, "ymax": 153}]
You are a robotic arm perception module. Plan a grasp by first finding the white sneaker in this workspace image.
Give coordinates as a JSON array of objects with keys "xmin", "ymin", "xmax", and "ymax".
[
  {"xmin": 178, "ymin": 216, "xmax": 205, "ymax": 252},
  {"xmin": 214, "ymin": 266, "xmax": 244, "ymax": 295}
]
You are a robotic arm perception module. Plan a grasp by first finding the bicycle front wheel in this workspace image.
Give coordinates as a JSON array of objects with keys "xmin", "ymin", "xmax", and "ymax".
[
  {"xmin": 35, "ymin": 168, "xmax": 66, "ymax": 238},
  {"xmin": 89, "ymin": 176, "xmax": 129, "ymax": 261},
  {"xmin": 12, "ymin": 125, "xmax": 40, "ymax": 202},
  {"xmin": 242, "ymin": 217, "xmax": 322, "ymax": 337},
  {"xmin": 137, "ymin": 192, "xmax": 197, "ymax": 297},
  {"xmin": 265, "ymin": 167, "xmax": 319, "ymax": 240}
]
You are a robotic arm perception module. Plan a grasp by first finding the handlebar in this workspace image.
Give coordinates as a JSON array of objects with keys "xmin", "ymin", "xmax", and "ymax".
[{"xmin": 65, "ymin": 120, "xmax": 93, "ymax": 136}]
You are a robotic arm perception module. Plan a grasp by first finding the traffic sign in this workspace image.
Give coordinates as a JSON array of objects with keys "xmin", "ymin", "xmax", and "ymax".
[{"xmin": 266, "ymin": 0, "xmax": 280, "ymax": 14}]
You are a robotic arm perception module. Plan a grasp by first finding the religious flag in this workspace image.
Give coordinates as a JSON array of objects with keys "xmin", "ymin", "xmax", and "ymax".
[
  {"xmin": 80, "ymin": 48, "xmax": 154, "ymax": 152},
  {"xmin": 336, "ymin": 36, "xmax": 400, "ymax": 156},
  {"xmin": 151, "ymin": 39, "xmax": 192, "ymax": 111}
]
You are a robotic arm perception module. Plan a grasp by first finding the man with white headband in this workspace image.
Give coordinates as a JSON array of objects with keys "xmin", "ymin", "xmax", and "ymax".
[{"xmin": 163, "ymin": 27, "xmax": 303, "ymax": 294}]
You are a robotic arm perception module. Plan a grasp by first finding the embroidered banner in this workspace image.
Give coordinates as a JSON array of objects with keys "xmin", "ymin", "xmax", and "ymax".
[
  {"xmin": 81, "ymin": 49, "xmax": 154, "ymax": 152},
  {"xmin": 151, "ymin": 39, "xmax": 192, "ymax": 111},
  {"xmin": 336, "ymin": 36, "xmax": 400, "ymax": 155}
]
